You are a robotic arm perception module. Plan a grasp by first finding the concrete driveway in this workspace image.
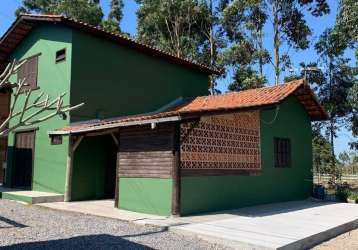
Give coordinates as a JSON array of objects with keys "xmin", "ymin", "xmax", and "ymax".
[
  {"xmin": 38, "ymin": 199, "xmax": 358, "ymax": 250},
  {"xmin": 168, "ymin": 201, "xmax": 358, "ymax": 250}
]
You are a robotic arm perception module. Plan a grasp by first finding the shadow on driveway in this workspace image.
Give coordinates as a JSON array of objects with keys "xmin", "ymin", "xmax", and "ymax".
[
  {"xmin": 2, "ymin": 234, "xmax": 155, "ymax": 249},
  {"xmin": 0, "ymin": 215, "xmax": 27, "ymax": 229}
]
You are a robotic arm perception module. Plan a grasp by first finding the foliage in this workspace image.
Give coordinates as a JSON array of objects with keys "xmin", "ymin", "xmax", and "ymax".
[
  {"xmin": 312, "ymin": 129, "xmax": 335, "ymax": 175},
  {"xmin": 16, "ymin": 0, "xmax": 126, "ymax": 34},
  {"xmin": 347, "ymin": 191, "xmax": 358, "ymax": 202},
  {"xmin": 220, "ymin": 0, "xmax": 269, "ymax": 90},
  {"xmin": 335, "ymin": 182, "xmax": 351, "ymax": 202},
  {"xmin": 311, "ymin": 28, "xmax": 358, "ymax": 166},
  {"xmin": 135, "ymin": 0, "xmax": 210, "ymax": 59},
  {"xmin": 347, "ymin": 81, "xmax": 358, "ymax": 149},
  {"xmin": 16, "ymin": 0, "xmax": 104, "ymax": 26},
  {"xmin": 220, "ymin": 0, "xmax": 329, "ymax": 85},
  {"xmin": 227, "ymin": 67, "xmax": 266, "ymax": 91},
  {"xmin": 333, "ymin": 0, "xmax": 358, "ymax": 60},
  {"xmin": 102, "ymin": 0, "xmax": 124, "ymax": 34}
]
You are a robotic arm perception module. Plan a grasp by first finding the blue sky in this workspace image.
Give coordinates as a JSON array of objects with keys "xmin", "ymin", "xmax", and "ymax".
[{"xmin": 0, "ymin": 0, "xmax": 354, "ymax": 155}]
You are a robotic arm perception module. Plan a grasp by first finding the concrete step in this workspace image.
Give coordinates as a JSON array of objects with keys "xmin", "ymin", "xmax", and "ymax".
[{"xmin": 1, "ymin": 191, "xmax": 64, "ymax": 204}]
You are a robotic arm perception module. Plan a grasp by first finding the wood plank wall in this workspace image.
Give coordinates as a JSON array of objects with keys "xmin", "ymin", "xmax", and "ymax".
[
  {"xmin": 0, "ymin": 92, "xmax": 9, "ymax": 182},
  {"xmin": 117, "ymin": 124, "xmax": 175, "ymax": 178}
]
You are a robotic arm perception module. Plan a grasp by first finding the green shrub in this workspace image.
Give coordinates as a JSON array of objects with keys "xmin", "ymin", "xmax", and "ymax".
[
  {"xmin": 348, "ymin": 192, "xmax": 358, "ymax": 202},
  {"xmin": 336, "ymin": 183, "xmax": 351, "ymax": 201}
]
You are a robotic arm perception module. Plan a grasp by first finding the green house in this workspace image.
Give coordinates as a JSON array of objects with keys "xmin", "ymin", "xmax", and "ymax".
[{"xmin": 0, "ymin": 14, "xmax": 327, "ymax": 216}]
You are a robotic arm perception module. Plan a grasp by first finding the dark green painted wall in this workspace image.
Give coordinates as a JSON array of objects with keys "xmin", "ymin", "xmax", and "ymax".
[
  {"xmin": 68, "ymin": 29, "xmax": 210, "ymax": 201},
  {"xmin": 71, "ymin": 135, "xmax": 117, "ymax": 201},
  {"xmin": 70, "ymin": 29, "xmax": 209, "ymax": 122},
  {"xmin": 6, "ymin": 24, "xmax": 72, "ymax": 193},
  {"xmin": 118, "ymin": 177, "xmax": 172, "ymax": 216},
  {"xmin": 5, "ymin": 23, "xmax": 210, "ymax": 199},
  {"xmin": 180, "ymin": 96, "xmax": 313, "ymax": 215}
]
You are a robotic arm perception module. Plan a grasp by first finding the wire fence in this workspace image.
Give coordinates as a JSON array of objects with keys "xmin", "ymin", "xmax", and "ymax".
[{"xmin": 314, "ymin": 174, "xmax": 358, "ymax": 186}]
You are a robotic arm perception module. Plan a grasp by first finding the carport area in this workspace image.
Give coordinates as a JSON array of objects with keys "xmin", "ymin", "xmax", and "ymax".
[{"xmin": 39, "ymin": 199, "xmax": 358, "ymax": 250}]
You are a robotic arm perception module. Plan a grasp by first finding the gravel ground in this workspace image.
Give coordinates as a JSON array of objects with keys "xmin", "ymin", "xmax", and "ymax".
[
  {"xmin": 0, "ymin": 200, "xmax": 229, "ymax": 250},
  {"xmin": 312, "ymin": 228, "xmax": 358, "ymax": 250}
]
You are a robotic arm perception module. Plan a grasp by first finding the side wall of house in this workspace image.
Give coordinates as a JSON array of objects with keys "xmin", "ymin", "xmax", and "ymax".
[
  {"xmin": 180, "ymin": 96, "xmax": 313, "ymax": 215},
  {"xmin": 69, "ymin": 30, "xmax": 209, "ymax": 202},
  {"xmin": 0, "ymin": 92, "xmax": 10, "ymax": 182},
  {"xmin": 70, "ymin": 30, "xmax": 209, "ymax": 121},
  {"xmin": 6, "ymin": 24, "xmax": 72, "ymax": 193},
  {"xmin": 117, "ymin": 124, "xmax": 175, "ymax": 216}
]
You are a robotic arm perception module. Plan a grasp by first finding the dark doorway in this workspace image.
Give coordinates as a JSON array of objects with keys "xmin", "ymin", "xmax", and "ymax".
[
  {"xmin": 12, "ymin": 130, "xmax": 35, "ymax": 189},
  {"xmin": 71, "ymin": 135, "xmax": 117, "ymax": 201}
]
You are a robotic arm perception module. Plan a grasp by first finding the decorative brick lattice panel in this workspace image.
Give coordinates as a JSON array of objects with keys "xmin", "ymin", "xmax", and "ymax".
[{"xmin": 180, "ymin": 111, "xmax": 261, "ymax": 170}]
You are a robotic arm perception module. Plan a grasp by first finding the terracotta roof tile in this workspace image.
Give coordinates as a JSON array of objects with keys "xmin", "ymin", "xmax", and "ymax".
[{"xmin": 50, "ymin": 79, "xmax": 328, "ymax": 135}]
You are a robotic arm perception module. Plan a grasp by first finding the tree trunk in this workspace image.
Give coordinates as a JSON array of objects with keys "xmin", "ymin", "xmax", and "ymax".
[
  {"xmin": 258, "ymin": 29, "xmax": 264, "ymax": 77},
  {"xmin": 272, "ymin": 2, "xmax": 280, "ymax": 85},
  {"xmin": 328, "ymin": 60, "xmax": 335, "ymax": 167},
  {"xmin": 330, "ymin": 116, "xmax": 336, "ymax": 166},
  {"xmin": 209, "ymin": 0, "xmax": 215, "ymax": 95}
]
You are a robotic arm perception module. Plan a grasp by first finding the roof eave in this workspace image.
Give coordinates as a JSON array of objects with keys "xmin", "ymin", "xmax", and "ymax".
[{"xmin": 48, "ymin": 115, "xmax": 182, "ymax": 136}]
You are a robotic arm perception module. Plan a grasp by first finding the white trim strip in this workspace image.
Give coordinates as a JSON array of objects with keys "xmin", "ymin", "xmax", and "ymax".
[{"xmin": 48, "ymin": 116, "xmax": 181, "ymax": 136}]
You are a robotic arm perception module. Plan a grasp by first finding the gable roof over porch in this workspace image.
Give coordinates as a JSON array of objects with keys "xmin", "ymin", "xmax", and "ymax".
[{"xmin": 49, "ymin": 79, "xmax": 328, "ymax": 136}]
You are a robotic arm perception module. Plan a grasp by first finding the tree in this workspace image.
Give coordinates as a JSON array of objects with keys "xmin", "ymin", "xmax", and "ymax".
[
  {"xmin": 199, "ymin": 0, "xmax": 227, "ymax": 94},
  {"xmin": 135, "ymin": 0, "xmax": 210, "ymax": 60},
  {"xmin": 333, "ymin": 0, "xmax": 358, "ymax": 60},
  {"xmin": 339, "ymin": 151, "xmax": 350, "ymax": 166},
  {"xmin": 221, "ymin": 0, "xmax": 330, "ymax": 85},
  {"xmin": 314, "ymin": 28, "xmax": 357, "ymax": 166},
  {"xmin": 220, "ymin": 0, "xmax": 269, "ymax": 91},
  {"xmin": 16, "ymin": 0, "xmax": 104, "ymax": 26},
  {"xmin": 0, "ymin": 60, "xmax": 83, "ymax": 136},
  {"xmin": 102, "ymin": 0, "xmax": 124, "ymax": 34},
  {"xmin": 330, "ymin": 0, "xmax": 358, "ymax": 151},
  {"xmin": 312, "ymin": 129, "xmax": 335, "ymax": 176},
  {"xmin": 347, "ymin": 82, "xmax": 358, "ymax": 150}
]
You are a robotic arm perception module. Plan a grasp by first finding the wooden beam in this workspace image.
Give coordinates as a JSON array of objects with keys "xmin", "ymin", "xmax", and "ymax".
[
  {"xmin": 114, "ymin": 132, "xmax": 120, "ymax": 208},
  {"xmin": 72, "ymin": 135, "xmax": 83, "ymax": 152},
  {"xmin": 296, "ymin": 95, "xmax": 313, "ymax": 101},
  {"xmin": 81, "ymin": 128, "xmax": 119, "ymax": 137},
  {"xmin": 111, "ymin": 133, "xmax": 119, "ymax": 146},
  {"xmin": 64, "ymin": 137, "xmax": 74, "ymax": 202},
  {"xmin": 171, "ymin": 123, "xmax": 181, "ymax": 216},
  {"xmin": 64, "ymin": 135, "xmax": 83, "ymax": 202}
]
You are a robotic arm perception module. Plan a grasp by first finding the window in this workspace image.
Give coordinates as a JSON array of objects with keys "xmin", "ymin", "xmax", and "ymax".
[
  {"xmin": 55, "ymin": 48, "xmax": 66, "ymax": 63},
  {"xmin": 274, "ymin": 138, "xmax": 291, "ymax": 168},
  {"xmin": 17, "ymin": 55, "xmax": 39, "ymax": 90}
]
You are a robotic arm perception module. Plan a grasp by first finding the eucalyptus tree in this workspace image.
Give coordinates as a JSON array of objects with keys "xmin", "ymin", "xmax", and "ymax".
[
  {"xmin": 219, "ymin": 0, "xmax": 269, "ymax": 90},
  {"xmin": 16, "ymin": 0, "xmax": 104, "ymax": 26},
  {"xmin": 313, "ymin": 28, "xmax": 357, "ymax": 165},
  {"xmin": 135, "ymin": 0, "xmax": 210, "ymax": 60},
  {"xmin": 334, "ymin": 0, "xmax": 358, "ymax": 60},
  {"xmin": 221, "ymin": 0, "xmax": 330, "ymax": 85},
  {"xmin": 199, "ymin": 0, "xmax": 227, "ymax": 94},
  {"xmin": 102, "ymin": 0, "xmax": 124, "ymax": 34},
  {"xmin": 333, "ymin": 0, "xmax": 358, "ymax": 150},
  {"xmin": 136, "ymin": 0, "xmax": 225, "ymax": 93}
]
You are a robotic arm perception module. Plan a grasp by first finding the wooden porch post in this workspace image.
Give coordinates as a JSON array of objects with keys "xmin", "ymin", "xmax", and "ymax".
[
  {"xmin": 172, "ymin": 124, "xmax": 181, "ymax": 216},
  {"xmin": 64, "ymin": 135, "xmax": 83, "ymax": 202},
  {"xmin": 111, "ymin": 133, "xmax": 120, "ymax": 208}
]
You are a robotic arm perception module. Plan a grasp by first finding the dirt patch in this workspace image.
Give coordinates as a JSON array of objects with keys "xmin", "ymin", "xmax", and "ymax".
[{"xmin": 312, "ymin": 228, "xmax": 358, "ymax": 250}]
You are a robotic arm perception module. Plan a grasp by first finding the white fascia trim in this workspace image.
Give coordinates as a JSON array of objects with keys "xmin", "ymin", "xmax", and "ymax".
[{"xmin": 48, "ymin": 115, "xmax": 181, "ymax": 136}]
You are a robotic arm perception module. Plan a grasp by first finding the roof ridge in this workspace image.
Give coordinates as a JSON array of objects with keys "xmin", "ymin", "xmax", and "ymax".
[
  {"xmin": 16, "ymin": 14, "xmax": 220, "ymax": 74},
  {"xmin": 193, "ymin": 78, "xmax": 305, "ymax": 100}
]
